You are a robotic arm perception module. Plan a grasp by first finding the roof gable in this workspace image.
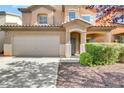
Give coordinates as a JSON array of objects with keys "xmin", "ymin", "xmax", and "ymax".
[
  {"xmin": 63, "ymin": 19, "xmax": 92, "ymax": 27},
  {"xmin": 18, "ymin": 5, "xmax": 56, "ymax": 13}
]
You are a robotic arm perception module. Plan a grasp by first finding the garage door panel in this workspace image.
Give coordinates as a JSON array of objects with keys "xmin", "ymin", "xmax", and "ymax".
[{"xmin": 13, "ymin": 35, "xmax": 60, "ymax": 57}]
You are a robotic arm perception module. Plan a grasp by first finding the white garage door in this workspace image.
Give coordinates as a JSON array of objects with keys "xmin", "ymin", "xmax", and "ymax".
[{"xmin": 13, "ymin": 35, "xmax": 60, "ymax": 57}]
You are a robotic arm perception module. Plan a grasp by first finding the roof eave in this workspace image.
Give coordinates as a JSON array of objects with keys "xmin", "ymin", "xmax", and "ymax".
[
  {"xmin": 0, "ymin": 25, "xmax": 64, "ymax": 31},
  {"xmin": 0, "ymin": 24, "xmax": 62, "ymax": 27},
  {"xmin": 88, "ymin": 25, "xmax": 117, "ymax": 31},
  {"xmin": 18, "ymin": 5, "xmax": 56, "ymax": 13},
  {"xmin": 18, "ymin": 8, "xmax": 32, "ymax": 13}
]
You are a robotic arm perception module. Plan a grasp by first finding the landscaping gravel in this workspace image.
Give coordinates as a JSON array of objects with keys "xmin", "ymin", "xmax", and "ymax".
[{"xmin": 57, "ymin": 63, "xmax": 124, "ymax": 88}]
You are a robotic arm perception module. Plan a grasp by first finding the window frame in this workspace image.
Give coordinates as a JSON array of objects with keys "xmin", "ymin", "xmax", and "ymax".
[
  {"xmin": 80, "ymin": 15, "xmax": 93, "ymax": 23},
  {"xmin": 37, "ymin": 14, "xmax": 48, "ymax": 24},
  {"xmin": 68, "ymin": 10, "xmax": 76, "ymax": 21}
]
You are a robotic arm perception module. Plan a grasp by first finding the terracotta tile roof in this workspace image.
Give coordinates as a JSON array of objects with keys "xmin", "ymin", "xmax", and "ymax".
[
  {"xmin": 110, "ymin": 23, "xmax": 124, "ymax": 26},
  {"xmin": 0, "ymin": 24, "xmax": 61, "ymax": 27},
  {"xmin": 0, "ymin": 24, "xmax": 64, "ymax": 31},
  {"xmin": 87, "ymin": 25, "xmax": 117, "ymax": 31}
]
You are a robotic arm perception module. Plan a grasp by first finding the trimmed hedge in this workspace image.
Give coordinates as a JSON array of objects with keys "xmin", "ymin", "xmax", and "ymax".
[
  {"xmin": 80, "ymin": 43, "xmax": 124, "ymax": 66},
  {"xmin": 118, "ymin": 44, "xmax": 124, "ymax": 63},
  {"xmin": 80, "ymin": 52, "xmax": 93, "ymax": 66}
]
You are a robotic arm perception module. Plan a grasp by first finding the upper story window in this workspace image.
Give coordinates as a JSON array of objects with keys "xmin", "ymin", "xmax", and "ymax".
[
  {"xmin": 37, "ymin": 14, "xmax": 48, "ymax": 24},
  {"xmin": 80, "ymin": 15, "xmax": 92, "ymax": 22},
  {"xmin": 68, "ymin": 11, "xmax": 76, "ymax": 21}
]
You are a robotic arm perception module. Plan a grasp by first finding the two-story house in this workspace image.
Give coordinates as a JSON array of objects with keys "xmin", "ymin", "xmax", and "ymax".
[{"xmin": 0, "ymin": 5, "xmax": 124, "ymax": 58}]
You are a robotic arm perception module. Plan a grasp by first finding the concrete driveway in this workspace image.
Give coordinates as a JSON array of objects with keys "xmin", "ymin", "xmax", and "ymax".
[{"xmin": 0, "ymin": 57, "xmax": 60, "ymax": 88}]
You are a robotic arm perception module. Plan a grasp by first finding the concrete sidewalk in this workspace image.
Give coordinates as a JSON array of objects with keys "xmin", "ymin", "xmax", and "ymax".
[{"xmin": 0, "ymin": 57, "xmax": 60, "ymax": 63}]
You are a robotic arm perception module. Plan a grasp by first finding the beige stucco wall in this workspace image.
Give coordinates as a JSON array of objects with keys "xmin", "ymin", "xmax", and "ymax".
[
  {"xmin": 22, "ymin": 13, "xmax": 32, "ymax": 25},
  {"xmin": 22, "ymin": 6, "xmax": 63, "ymax": 25},
  {"xmin": 31, "ymin": 7, "xmax": 54, "ymax": 25},
  {"xmin": 22, "ymin": 5, "xmax": 96, "ymax": 25},
  {"xmin": 6, "ymin": 15, "xmax": 22, "ymax": 25},
  {"xmin": 64, "ymin": 5, "xmax": 96, "ymax": 24},
  {"xmin": 94, "ymin": 35, "xmax": 108, "ymax": 42},
  {"xmin": 87, "ymin": 35, "xmax": 107, "ymax": 42},
  {"xmin": 111, "ymin": 27, "xmax": 124, "ymax": 35},
  {"xmin": 87, "ymin": 31, "xmax": 111, "ymax": 42},
  {"xmin": 0, "ymin": 15, "xmax": 5, "ymax": 25},
  {"xmin": 52, "ymin": 5, "xmax": 63, "ymax": 25}
]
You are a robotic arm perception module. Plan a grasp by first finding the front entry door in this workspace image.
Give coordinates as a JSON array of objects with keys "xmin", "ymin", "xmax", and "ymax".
[{"xmin": 71, "ymin": 37, "xmax": 76, "ymax": 55}]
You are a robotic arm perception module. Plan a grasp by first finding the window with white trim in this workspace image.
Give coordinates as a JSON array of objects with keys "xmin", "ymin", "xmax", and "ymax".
[
  {"xmin": 68, "ymin": 11, "xmax": 76, "ymax": 21},
  {"xmin": 38, "ymin": 14, "xmax": 48, "ymax": 24},
  {"xmin": 80, "ymin": 15, "xmax": 92, "ymax": 22}
]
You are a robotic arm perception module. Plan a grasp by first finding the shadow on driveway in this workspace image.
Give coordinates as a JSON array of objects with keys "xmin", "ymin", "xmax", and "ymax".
[{"xmin": 0, "ymin": 61, "xmax": 59, "ymax": 88}]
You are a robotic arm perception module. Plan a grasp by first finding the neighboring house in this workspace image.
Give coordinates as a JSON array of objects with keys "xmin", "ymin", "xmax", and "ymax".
[
  {"xmin": 0, "ymin": 5, "xmax": 124, "ymax": 58},
  {"xmin": 0, "ymin": 11, "xmax": 22, "ymax": 53},
  {"xmin": 0, "ymin": 11, "xmax": 22, "ymax": 25}
]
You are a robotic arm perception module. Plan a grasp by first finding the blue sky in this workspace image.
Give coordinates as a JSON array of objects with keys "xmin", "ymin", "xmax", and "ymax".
[{"xmin": 0, "ymin": 5, "xmax": 29, "ymax": 15}]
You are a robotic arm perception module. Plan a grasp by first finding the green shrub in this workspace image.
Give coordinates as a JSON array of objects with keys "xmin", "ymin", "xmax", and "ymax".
[
  {"xmin": 85, "ymin": 43, "xmax": 120, "ymax": 65},
  {"xmin": 118, "ymin": 44, "xmax": 124, "ymax": 63},
  {"xmin": 80, "ymin": 52, "xmax": 93, "ymax": 66},
  {"xmin": 80, "ymin": 43, "xmax": 124, "ymax": 66}
]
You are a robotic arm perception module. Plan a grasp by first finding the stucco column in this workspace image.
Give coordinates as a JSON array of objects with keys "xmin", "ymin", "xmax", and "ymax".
[
  {"xmin": 3, "ymin": 31, "xmax": 12, "ymax": 56},
  {"xmin": 80, "ymin": 32, "xmax": 86, "ymax": 53},
  {"xmin": 106, "ymin": 32, "xmax": 112, "ymax": 42},
  {"xmin": 4, "ymin": 44, "xmax": 12, "ymax": 56},
  {"xmin": 65, "ymin": 30, "xmax": 71, "ymax": 58}
]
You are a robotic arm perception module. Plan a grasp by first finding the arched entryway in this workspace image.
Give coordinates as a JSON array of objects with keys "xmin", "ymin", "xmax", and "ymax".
[
  {"xmin": 70, "ymin": 32, "xmax": 81, "ymax": 56},
  {"xmin": 65, "ymin": 28, "xmax": 86, "ymax": 58}
]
